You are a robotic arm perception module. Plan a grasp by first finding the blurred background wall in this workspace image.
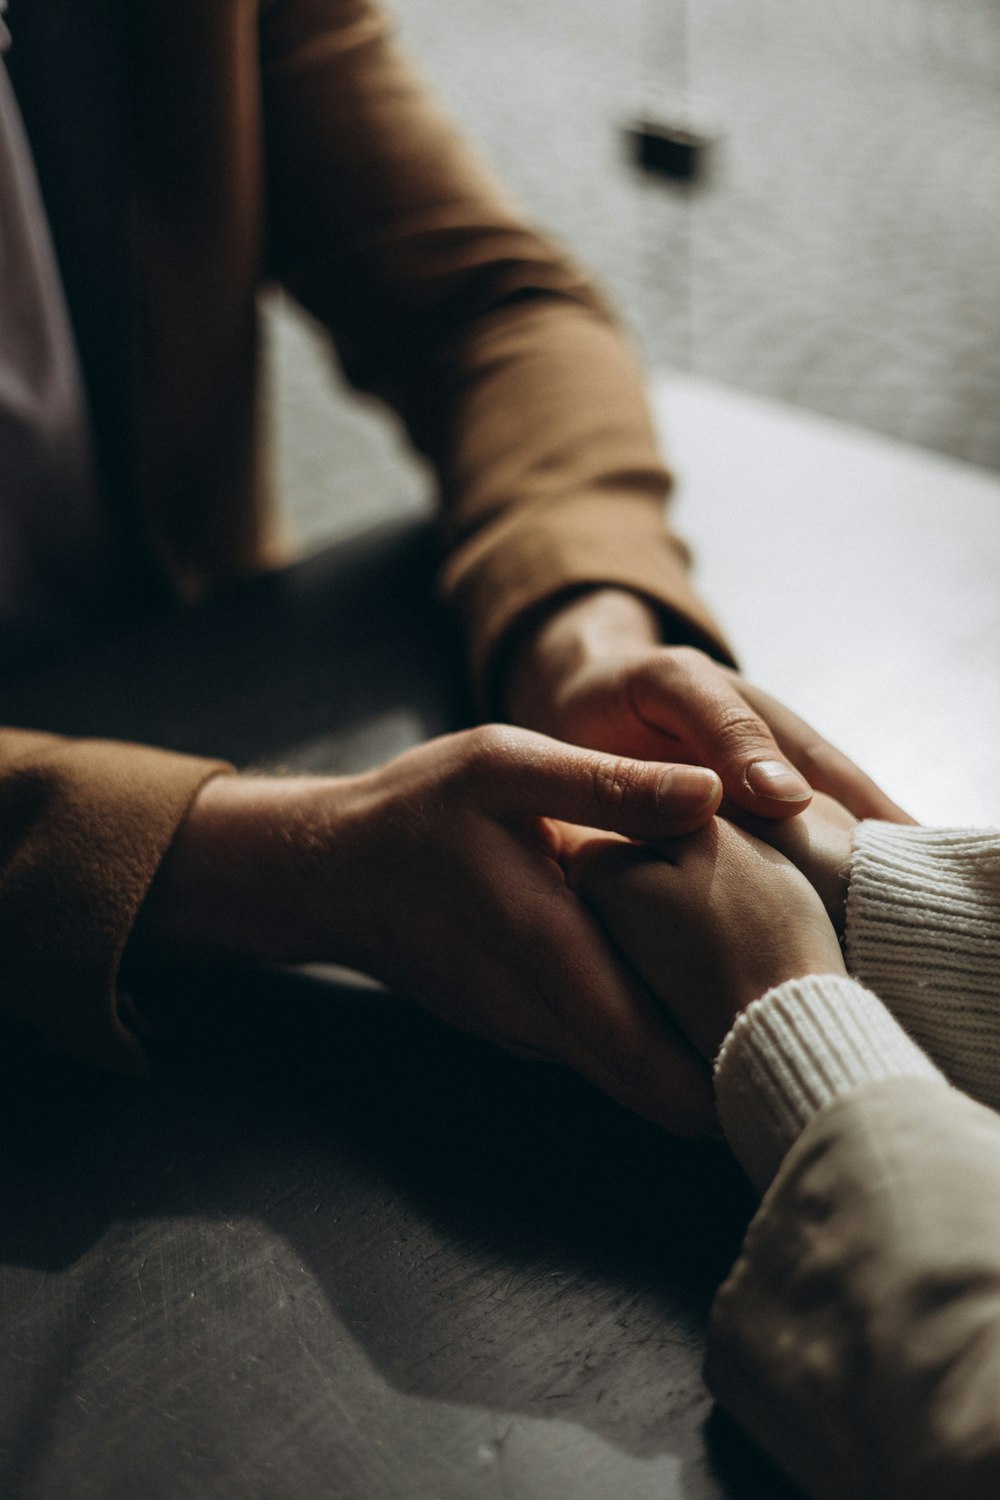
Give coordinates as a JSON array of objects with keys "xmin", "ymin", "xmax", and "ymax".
[{"xmin": 268, "ymin": 0, "xmax": 1000, "ymax": 547}]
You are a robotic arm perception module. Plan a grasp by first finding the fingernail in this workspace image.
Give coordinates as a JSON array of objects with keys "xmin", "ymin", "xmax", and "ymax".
[
  {"xmin": 746, "ymin": 759, "xmax": 811, "ymax": 802},
  {"xmin": 659, "ymin": 765, "xmax": 721, "ymax": 812}
]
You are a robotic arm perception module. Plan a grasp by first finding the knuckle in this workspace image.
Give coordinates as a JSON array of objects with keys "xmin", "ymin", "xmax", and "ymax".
[
  {"xmin": 466, "ymin": 722, "xmax": 513, "ymax": 757},
  {"xmin": 630, "ymin": 645, "xmax": 713, "ymax": 716},
  {"xmin": 667, "ymin": 643, "xmax": 711, "ymax": 674},
  {"xmin": 459, "ymin": 722, "xmax": 525, "ymax": 774},
  {"xmin": 710, "ymin": 703, "xmax": 775, "ymax": 757},
  {"xmin": 589, "ymin": 754, "xmax": 639, "ymax": 815},
  {"xmin": 650, "ymin": 644, "xmax": 711, "ymax": 689},
  {"xmin": 792, "ymin": 735, "xmax": 832, "ymax": 781}
]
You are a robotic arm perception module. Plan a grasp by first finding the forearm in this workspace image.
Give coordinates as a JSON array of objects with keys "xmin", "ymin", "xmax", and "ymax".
[
  {"xmin": 708, "ymin": 1074, "xmax": 1000, "ymax": 1500},
  {"xmin": 429, "ymin": 309, "xmax": 730, "ymax": 700},
  {"xmin": 706, "ymin": 920, "xmax": 998, "ymax": 1498},
  {"xmin": 262, "ymin": 1, "xmax": 728, "ymax": 699},
  {"xmin": 126, "ymin": 773, "xmax": 361, "ymax": 970}
]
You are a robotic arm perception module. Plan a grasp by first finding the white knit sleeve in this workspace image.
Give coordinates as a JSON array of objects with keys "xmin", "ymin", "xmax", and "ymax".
[
  {"xmin": 845, "ymin": 822, "xmax": 1000, "ymax": 1107},
  {"xmin": 714, "ymin": 975, "xmax": 944, "ymax": 1193}
]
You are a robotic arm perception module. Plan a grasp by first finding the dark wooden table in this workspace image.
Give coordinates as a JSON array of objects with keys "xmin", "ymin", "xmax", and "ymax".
[{"xmin": 0, "ymin": 521, "xmax": 789, "ymax": 1500}]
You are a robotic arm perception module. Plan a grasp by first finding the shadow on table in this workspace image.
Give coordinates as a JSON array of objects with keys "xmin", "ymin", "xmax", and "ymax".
[{"xmin": 0, "ymin": 961, "xmax": 794, "ymax": 1495}]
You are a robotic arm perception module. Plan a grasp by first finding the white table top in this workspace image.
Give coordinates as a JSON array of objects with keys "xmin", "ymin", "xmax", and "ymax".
[{"xmin": 653, "ymin": 374, "xmax": 1000, "ymax": 826}]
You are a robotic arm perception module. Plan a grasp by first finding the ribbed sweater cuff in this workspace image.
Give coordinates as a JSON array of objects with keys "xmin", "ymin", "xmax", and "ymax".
[
  {"xmin": 714, "ymin": 976, "xmax": 943, "ymax": 1193},
  {"xmin": 845, "ymin": 823, "xmax": 1000, "ymax": 1098}
]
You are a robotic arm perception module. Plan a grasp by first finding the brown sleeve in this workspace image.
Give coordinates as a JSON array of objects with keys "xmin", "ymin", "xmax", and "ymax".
[
  {"xmin": 707, "ymin": 1077, "xmax": 1000, "ymax": 1500},
  {"xmin": 259, "ymin": 0, "xmax": 733, "ymax": 695},
  {"xmin": 0, "ymin": 730, "xmax": 230, "ymax": 1073}
]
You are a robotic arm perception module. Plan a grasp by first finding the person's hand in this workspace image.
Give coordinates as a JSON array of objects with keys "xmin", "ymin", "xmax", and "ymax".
[
  {"xmin": 727, "ymin": 791, "xmax": 858, "ymax": 934},
  {"xmin": 504, "ymin": 588, "xmax": 913, "ymax": 824},
  {"xmin": 132, "ymin": 726, "xmax": 727, "ymax": 1135},
  {"xmin": 558, "ymin": 817, "xmax": 847, "ymax": 1064}
]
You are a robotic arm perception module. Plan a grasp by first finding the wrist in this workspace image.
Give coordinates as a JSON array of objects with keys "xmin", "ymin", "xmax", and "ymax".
[
  {"xmin": 127, "ymin": 772, "xmax": 359, "ymax": 967},
  {"xmin": 504, "ymin": 587, "xmax": 661, "ymax": 730}
]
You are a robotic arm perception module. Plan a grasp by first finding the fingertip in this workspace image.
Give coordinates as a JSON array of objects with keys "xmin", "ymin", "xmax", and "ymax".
[
  {"xmin": 655, "ymin": 765, "xmax": 723, "ymax": 826},
  {"xmin": 743, "ymin": 758, "xmax": 813, "ymax": 813}
]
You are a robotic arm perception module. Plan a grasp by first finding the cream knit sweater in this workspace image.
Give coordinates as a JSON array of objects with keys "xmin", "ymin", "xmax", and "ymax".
[{"xmin": 715, "ymin": 822, "xmax": 1000, "ymax": 1193}]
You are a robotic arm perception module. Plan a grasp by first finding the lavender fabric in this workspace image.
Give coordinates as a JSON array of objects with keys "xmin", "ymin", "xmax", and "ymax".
[{"xmin": 0, "ymin": 1, "xmax": 112, "ymax": 631}]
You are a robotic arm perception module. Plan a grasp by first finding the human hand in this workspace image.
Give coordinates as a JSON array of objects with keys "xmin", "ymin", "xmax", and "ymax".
[
  {"xmin": 558, "ymin": 817, "xmax": 847, "ymax": 1064},
  {"xmin": 133, "ymin": 726, "xmax": 727, "ymax": 1134},
  {"xmin": 504, "ymin": 588, "xmax": 912, "ymax": 824},
  {"xmin": 727, "ymin": 791, "xmax": 858, "ymax": 935}
]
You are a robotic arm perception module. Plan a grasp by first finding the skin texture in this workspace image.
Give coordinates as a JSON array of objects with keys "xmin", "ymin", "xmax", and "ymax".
[
  {"xmin": 559, "ymin": 817, "xmax": 847, "ymax": 1064},
  {"xmin": 505, "ymin": 588, "xmax": 913, "ymax": 825},
  {"xmin": 729, "ymin": 790, "xmax": 858, "ymax": 934},
  {"xmin": 133, "ymin": 725, "xmax": 726, "ymax": 1136}
]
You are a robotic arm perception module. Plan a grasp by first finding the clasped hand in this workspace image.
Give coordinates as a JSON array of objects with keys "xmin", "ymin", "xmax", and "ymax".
[
  {"xmin": 138, "ymin": 724, "xmax": 725, "ymax": 1134},
  {"xmin": 559, "ymin": 804, "xmax": 851, "ymax": 1068},
  {"xmin": 137, "ymin": 599, "xmax": 893, "ymax": 1138}
]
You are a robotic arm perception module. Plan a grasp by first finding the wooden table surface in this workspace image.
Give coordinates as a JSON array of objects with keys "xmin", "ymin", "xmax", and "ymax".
[{"xmin": 1, "ymin": 380, "xmax": 997, "ymax": 1500}]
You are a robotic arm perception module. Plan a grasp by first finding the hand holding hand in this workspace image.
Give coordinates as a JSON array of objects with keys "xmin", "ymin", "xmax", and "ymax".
[
  {"xmin": 505, "ymin": 589, "xmax": 912, "ymax": 824},
  {"xmin": 134, "ymin": 726, "xmax": 728, "ymax": 1135},
  {"xmin": 559, "ymin": 817, "xmax": 847, "ymax": 1063}
]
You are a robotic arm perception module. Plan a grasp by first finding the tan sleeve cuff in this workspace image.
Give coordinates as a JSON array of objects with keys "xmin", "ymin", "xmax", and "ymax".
[{"xmin": 0, "ymin": 732, "xmax": 232, "ymax": 1074}]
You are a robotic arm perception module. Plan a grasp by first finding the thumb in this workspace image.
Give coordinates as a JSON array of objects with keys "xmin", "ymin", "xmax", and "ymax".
[
  {"xmin": 472, "ymin": 728, "xmax": 722, "ymax": 838},
  {"xmin": 629, "ymin": 652, "xmax": 814, "ymax": 817}
]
